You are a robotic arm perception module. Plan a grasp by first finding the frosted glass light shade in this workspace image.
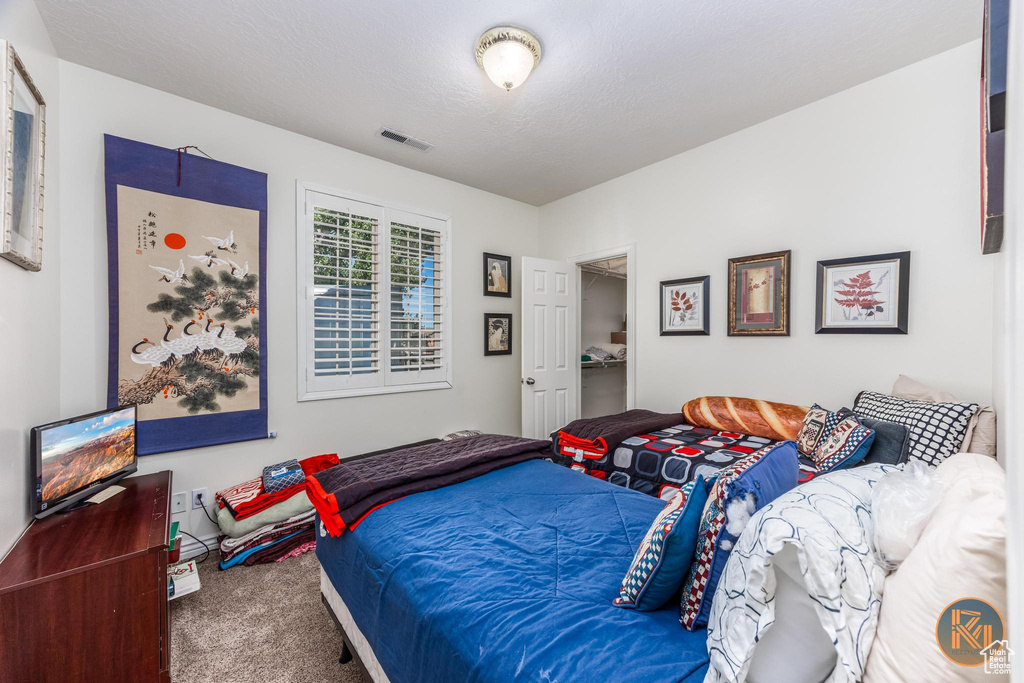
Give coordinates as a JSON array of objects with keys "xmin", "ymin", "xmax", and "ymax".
[
  {"xmin": 481, "ymin": 41, "xmax": 535, "ymax": 91},
  {"xmin": 475, "ymin": 27, "xmax": 542, "ymax": 92}
]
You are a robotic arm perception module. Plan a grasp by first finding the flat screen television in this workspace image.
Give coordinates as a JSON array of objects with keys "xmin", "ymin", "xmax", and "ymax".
[{"xmin": 32, "ymin": 405, "xmax": 138, "ymax": 518}]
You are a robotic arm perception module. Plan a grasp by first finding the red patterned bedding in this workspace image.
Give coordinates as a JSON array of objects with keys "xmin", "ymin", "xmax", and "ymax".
[{"xmin": 550, "ymin": 422, "xmax": 817, "ymax": 500}]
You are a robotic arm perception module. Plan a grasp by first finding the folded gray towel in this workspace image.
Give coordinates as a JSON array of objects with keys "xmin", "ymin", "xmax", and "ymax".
[{"xmin": 584, "ymin": 346, "xmax": 615, "ymax": 361}]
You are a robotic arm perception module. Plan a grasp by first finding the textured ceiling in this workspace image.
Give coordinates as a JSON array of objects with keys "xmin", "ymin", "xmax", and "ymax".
[{"xmin": 35, "ymin": 0, "xmax": 981, "ymax": 205}]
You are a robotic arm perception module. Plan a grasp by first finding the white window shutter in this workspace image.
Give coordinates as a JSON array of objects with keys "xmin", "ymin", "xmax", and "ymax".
[
  {"xmin": 386, "ymin": 209, "xmax": 446, "ymax": 385},
  {"xmin": 299, "ymin": 188, "xmax": 451, "ymax": 400},
  {"xmin": 307, "ymin": 193, "xmax": 382, "ymax": 392}
]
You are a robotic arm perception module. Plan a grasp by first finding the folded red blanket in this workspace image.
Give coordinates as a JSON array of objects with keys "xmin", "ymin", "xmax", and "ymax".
[
  {"xmin": 217, "ymin": 453, "xmax": 341, "ymax": 521},
  {"xmin": 554, "ymin": 410, "xmax": 685, "ymax": 461},
  {"xmin": 307, "ymin": 434, "xmax": 551, "ymax": 537},
  {"xmin": 300, "ymin": 453, "xmax": 340, "ymax": 477}
]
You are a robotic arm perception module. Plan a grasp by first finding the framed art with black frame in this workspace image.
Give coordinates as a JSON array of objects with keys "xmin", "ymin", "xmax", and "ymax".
[
  {"xmin": 727, "ymin": 250, "xmax": 791, "ymax": 336},
  {"xmin": 659, "ymin": 276, "xmax": 710, "ymax": 336},
  {"xmin": 815, "ymin": 251, "xmax": 910, "ymax": 334},
  {"xmin": 484, "ymin": 313, "xmax": 512, "ymax": 355},
  {"xmin": 483, "ymin": 252, "xmax": 512, "ymax": 297}
]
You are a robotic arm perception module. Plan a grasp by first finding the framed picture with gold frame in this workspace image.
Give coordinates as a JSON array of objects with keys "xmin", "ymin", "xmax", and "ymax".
[{"xmin": 727, "ymin": 250, "xmax": 790, "ymax": 336}]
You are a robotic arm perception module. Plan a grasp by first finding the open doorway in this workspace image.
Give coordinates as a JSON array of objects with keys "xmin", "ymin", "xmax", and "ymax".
[{"xmin": 572, "ymin": 245, "xmax": 636, "ymax": 418}]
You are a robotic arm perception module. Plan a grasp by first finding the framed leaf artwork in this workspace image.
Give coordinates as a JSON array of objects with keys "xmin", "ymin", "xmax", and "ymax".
[
  {"xmin": 660, "ymin": 276, "xmax": 709, "ymax": 335},
  {"xmin": 728, "ymin": 250, "xmax": 790, "ymax": 336},
  {"xmin": 815, "ymin": 251, "xmax": 910, "ymax": 334}
]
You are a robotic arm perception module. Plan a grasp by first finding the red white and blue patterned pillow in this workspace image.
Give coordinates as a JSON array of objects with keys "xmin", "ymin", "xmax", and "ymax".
[
  {"xmin": 796, "ymin": 404, "xmax": 831, "ymax": 457},
  {"xmin": 813, "ymin": 415, "xmax": 875, "ymax": 472},
  {"xmin": 680, "ymin": 441, "xmax": 800, "ymax": 630},
  {"xmin": 613, "ymin": 475, "xmax": 711, "ymax": 611},
  {"xmin": 797, "ymin": 405, "xmax": 875, "ymax": 473}
]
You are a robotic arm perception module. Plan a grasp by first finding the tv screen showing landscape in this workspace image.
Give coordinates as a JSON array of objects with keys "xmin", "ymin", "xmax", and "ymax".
[{"xmin": 40, "ymin": 406, "xmax": 136, "ymax": 503}]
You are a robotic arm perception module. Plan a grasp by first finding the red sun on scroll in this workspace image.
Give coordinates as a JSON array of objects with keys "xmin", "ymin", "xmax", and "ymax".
[{"xmin": 164, "ymin": 232, "xmax": 186, "ymax": 249}]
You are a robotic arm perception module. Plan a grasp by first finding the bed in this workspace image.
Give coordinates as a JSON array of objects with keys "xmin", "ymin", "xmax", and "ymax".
[
  {"xmin": 310, "ymin": 410, "xmax": 895, "ymax": 683},
  {"xmin": 316, "ymin": 458, "xmax": 710, "ymax": 683}
]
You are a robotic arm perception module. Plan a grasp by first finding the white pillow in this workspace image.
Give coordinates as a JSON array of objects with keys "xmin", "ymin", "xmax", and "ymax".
[
  {"xmin": 892, "ymin": 375, "xmax": 996, "ymax": 456},
  {"xmin": 864, "ymin": 453, "xmax": 1007, "ymax": 682}
]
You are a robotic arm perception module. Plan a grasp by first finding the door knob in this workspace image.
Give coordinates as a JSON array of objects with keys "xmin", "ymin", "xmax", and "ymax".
[{"xmin": 524, "ymin": 377, "xmax": 536, "ymax": 386}]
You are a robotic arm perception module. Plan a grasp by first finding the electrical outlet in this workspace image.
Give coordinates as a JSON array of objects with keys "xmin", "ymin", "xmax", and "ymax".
[
  {"xmin": 191, "ymin": 488, "xmax": 208, "ymax": 510},
  {"xmin": 171, "ymin": 492, "xmax": 187, "ymax": 514}
]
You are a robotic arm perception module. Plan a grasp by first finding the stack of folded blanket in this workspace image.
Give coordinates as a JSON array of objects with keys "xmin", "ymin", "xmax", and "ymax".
[{"xmin": 214, "ymin": 453, "xmax": 339, "ymax": 570}]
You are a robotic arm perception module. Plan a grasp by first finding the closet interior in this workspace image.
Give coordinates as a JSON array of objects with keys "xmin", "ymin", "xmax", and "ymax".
[{"xmin": 580, "ymin": 256, "xmax": 627, "ymax": 418}]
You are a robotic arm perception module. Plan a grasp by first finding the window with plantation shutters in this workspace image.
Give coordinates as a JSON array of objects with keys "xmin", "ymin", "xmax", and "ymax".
[
  {"xmin": 388, "ymin": 211, "xmax": 445, "ymax": 381},
  {"xmin": 298, "ymin": 186, "xmax": 451, "ymax": 400}
]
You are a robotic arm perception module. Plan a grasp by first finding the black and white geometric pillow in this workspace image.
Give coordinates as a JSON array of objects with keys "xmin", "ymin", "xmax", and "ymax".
[{"xmin": 852, "ymin": 391, "xmax": 978, "ymax": 466}]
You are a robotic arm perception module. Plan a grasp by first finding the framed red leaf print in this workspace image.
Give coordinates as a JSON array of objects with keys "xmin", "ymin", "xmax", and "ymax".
[
  {"xmin": 815, "ymin": 251, "xmax": 910, "ymax": 334},
  {"xmin": 660, "ymin": 275, "xmax": 709, "ymax": 335}
]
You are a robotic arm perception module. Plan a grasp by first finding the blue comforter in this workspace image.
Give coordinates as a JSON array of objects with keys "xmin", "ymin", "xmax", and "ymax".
[{"xmin": 317, "ymin": 459, "xmax": 709, "ymax": 683}]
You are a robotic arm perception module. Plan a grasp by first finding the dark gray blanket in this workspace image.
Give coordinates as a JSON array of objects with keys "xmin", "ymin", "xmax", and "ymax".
[
  {"xmin": 309, "ymin": 434, "xmax": 551, "ymax": 531},
  {"xmin": 554, "ymin": 409, "xmax": 686, "ymax": 458}
]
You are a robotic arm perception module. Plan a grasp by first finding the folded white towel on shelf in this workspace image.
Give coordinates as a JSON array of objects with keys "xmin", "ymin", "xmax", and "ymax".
[{"xmin": 598, "ymin": 343, "xmax": 627, "ymax": 360}]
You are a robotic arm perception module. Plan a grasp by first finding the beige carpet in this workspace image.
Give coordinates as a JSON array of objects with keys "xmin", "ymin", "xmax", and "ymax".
[{"xmin": 171, "ymin": 550, "xmax": 365, "ymax": 682}]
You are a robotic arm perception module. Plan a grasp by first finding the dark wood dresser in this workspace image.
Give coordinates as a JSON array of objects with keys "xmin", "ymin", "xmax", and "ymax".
[{"xmin": 0, "ymin": 471, "xmax": 173, "ymax": 682}]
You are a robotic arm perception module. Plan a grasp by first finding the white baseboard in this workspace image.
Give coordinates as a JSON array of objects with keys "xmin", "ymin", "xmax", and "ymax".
[{"xmin": 178, "ymin": 531, "xmax": 219, "ymax": 562}]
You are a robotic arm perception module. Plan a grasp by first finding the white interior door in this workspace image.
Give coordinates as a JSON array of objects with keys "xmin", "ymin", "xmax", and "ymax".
[{"xmin": 521, "ymin": 257, "xmax": 577, "ymax": 438}]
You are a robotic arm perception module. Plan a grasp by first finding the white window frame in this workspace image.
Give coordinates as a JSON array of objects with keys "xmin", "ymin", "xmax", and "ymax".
[{"xmin": 296, "ymin": 181, "xmax": 453, "ymax": 401}]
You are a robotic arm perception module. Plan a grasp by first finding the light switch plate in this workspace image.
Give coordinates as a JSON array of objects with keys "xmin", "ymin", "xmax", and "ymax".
[{"xmin": 172, "ymin": 492, "xmax": 187, "ymax": 514}]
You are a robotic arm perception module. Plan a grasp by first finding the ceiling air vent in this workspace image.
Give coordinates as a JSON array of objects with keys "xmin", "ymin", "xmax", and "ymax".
[{"xmin": 377, "ymin": 127, "xmax": 432, "ymax": 152}]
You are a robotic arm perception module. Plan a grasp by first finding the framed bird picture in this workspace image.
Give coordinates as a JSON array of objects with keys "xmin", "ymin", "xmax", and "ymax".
[
  {"xmin": 104, "ymin": 135, "xmax": 268, "ymax": 455},
  {"xmin": 660, "ymin": 276, "xmax": 709, "ymax": 335}
]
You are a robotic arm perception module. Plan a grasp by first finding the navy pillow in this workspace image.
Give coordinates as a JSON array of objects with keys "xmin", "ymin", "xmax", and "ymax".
[
  {"xmin": 680, "ymin": 442, "xmax": 800, "ymax": 630},
  {"xmin": 614, "ymin": 476, "xmax": 710, "ymax": 611},
  {"xmin": 856, "ymin": 415, "xmax": 911, "ymax": 465}
]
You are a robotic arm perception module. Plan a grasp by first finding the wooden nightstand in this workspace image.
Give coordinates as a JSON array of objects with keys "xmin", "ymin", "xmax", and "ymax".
[{"xmin": 0, "ymin": 471, "xmax": 173, "ymax": 682}]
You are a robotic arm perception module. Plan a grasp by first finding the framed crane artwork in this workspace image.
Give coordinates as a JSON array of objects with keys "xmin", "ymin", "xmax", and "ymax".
[{"xmin": 104, "ymin": 135, "xmax": 268, "ymax": 455}]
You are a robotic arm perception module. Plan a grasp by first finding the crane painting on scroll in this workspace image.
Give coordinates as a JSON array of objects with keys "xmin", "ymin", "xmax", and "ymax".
[
  {"xmin": 727, "ymin": 250, "xmax": 791, "ymax": 336},
  {"xmin": 105, "ymin": 135, "xmax": 268, "ymax": 455}
]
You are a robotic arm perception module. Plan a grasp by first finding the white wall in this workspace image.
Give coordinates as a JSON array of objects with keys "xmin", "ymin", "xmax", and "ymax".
[
  {"xmin": 0, "ymin": 0, "xmax": 61, "ymax": 558},
  {"xmin": 57, "ymin": 61, "xmax": 538, "ymax": 541},
  {"xmin": 581, "ymin": 273, "xmax": 626, "ymax": 417},
  {"xmin": 539, "ymin": 41, "xmax": 993, "ymax": 413},
  {"xmin": 995, "ymin": 0, "xmax": 1023, "ymax": 664},
  {"xmin": 581, "ymin": 272, "xmax": 626, "ymax": 349}
]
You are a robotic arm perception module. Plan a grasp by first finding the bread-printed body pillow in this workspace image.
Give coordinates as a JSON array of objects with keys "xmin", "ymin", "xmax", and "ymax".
[{"xmin": 682, "ymin": 396, "xmax": 809, "ymax": 442}]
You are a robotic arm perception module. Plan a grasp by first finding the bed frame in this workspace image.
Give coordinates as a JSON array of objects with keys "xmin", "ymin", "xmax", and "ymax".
[{"xmin": 320, "ymin": 567, "xmax": 390, "ymax": 683}]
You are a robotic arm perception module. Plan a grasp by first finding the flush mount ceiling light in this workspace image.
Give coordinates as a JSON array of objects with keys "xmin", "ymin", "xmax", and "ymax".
[{"xmin": 475, "ymin": 26, "xmax": 542, "ymax": 91}]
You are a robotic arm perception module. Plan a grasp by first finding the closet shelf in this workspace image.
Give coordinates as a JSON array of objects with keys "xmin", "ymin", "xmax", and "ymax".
[{"xmin": 581, "ymin": 359, "xmax": 626, "ymax": 369}]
